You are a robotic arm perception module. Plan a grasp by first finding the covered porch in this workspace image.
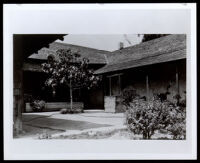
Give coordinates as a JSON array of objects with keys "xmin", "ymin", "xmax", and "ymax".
[
  {"xmin": 13, "ymin": 34, "xmax": 66, "ymax": 136},
  {"xmin": 102, "ymin": 59, "xmax": 186, "ymax": 113}
]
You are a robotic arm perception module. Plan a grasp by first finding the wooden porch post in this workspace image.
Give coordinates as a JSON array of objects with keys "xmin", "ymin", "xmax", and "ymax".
[
  {"xmin": 13, "ymin": 69, "xmax": 23, "ymax": 136},
  {"xmin": 109, "ymin": 77, "xmax": 112, "ymax": 96},
  {"xmin": 118, "ymin": 75, "xmax": 121, "ymax": 95},
  {"xmin": 175, "ymin": 66, "xmax": 180, "ymax": 105},
  {"xmin": 146, "ymin": 74, "xmax": 149, "ymax": 101},
  {"xmin": 176, "ymin": 66, "xmax": 179, "ymax": 95}
]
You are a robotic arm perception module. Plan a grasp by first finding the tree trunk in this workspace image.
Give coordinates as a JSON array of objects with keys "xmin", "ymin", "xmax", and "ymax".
[
  {"xmin": 143, "ymin": 131, "xmax": 147, "ymax": 139},
  {"xmin": 147, "ymin": 132, "xmax": 151, "ymax": 139},
  {"xmin": 69, "ymin": 81, "xmax": 73, "ymax": 110}
]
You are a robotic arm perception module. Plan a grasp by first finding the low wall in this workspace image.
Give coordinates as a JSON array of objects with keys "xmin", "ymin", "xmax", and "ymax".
[
  {"xmin": 25, "ymin": 102, "xmax": 84, "ymax": 112},
  {"xmin": 104, "ymin": 96, "xmax": 116, "ymax": 113},
  {"xmin": 104, "ymin": 96, "xmax": 126, "ymax": 113}
]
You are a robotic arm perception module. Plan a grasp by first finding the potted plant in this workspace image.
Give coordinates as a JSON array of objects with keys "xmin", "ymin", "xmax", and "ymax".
[{"xmin": 30, "ymin": 100, "xmax": 46, "ymax": 112}]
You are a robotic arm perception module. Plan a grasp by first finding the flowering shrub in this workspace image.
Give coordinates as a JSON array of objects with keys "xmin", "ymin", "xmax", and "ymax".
[
  {"xmin": 125, "ymin": 97, "xmax": 168, "ymax": 139},
  {"xmin": 30, "ymin": 100, "xmax": 45, "ymax": 112},
  {"xmin": 124, "ymin": 95, "xmax": 186, "ymax": 139},
  {"xmin": 165, "ymin": 105, "xmax": 186, "ymax": 139}
]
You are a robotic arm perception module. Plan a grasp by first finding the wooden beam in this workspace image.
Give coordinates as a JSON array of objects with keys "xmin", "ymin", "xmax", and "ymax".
[{"xmin": 106, "ymin": 73, "xmax": 123, "ymax": 78}]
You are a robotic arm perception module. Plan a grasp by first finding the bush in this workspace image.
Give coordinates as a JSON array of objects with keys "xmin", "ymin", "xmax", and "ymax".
[
  {"xmin": 125, "ymin": 96, "xmax": 186, "ymax": 139},
  {"xmin": 121, "ymin": 89, "xmax": 139, "ymax": 106},
  {"xmin": 60, "ymin": 108, "xmax": 68, "ymax": 114},
  {"xmin": 30, "ymin": 100, "xmax": 45, "ymax": 112},
  {"xmin": 60, "ymin": 108, "xmax": 83, "ymax": 114},
  {"xmin": 125, "ymin": 97, "xmax": 166, "ymax": 139},
  {"xmin": 165, "ymin": 105, "xmax": 186, "ymax": 139}
]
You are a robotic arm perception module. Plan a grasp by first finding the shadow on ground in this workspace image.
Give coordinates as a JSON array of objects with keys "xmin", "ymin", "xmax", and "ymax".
[{"xmin": 22, "ymin": 114, "xmax": 112, "ymax": 131}]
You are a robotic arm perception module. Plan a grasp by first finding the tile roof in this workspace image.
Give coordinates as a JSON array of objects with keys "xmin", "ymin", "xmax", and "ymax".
[
  {"xmin": 94, "ymin": 34, "xmax": 186, "ymax": 74},
  {"xmin": 29, "ymin": 42, "xmax": 110, "ymax": 64}
]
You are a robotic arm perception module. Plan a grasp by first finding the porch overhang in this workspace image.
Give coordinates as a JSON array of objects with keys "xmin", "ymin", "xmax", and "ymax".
[{"xmin": 13, "ymin": 34, "xmax": 67, "ymax": 135}]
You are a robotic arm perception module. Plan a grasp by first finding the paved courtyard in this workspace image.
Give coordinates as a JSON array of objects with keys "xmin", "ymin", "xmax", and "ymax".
[{"xmin": 20, "ymin": 111, "xmax": 126, "ymax": 139}]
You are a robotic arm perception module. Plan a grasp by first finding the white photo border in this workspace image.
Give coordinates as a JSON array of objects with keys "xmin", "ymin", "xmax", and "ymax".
[{"xmin": 3, "ymin": 3, "xmax": 197, "ymax": 160}]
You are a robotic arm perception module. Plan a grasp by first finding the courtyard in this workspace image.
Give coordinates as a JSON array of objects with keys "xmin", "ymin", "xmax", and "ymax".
[
  {"xmin": 12, "ymin": 34, "xmax": 186, "ymax": 140},
  {"xmin": 17, "ymin": 110, "xmax": 174, "ymax": 140},
  {"xmin": 19, "ymin": 111, "xmax": 127, "ymax": 139}
]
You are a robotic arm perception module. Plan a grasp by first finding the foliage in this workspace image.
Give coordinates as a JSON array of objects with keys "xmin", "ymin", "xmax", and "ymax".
[
  {"xmin": 42, "ymin": 49, "xmax": 101, "ymax": 91},
  {"xmin": 41, "ymin": 49, "xmax": 101, "ymax": 109},
  {"xmin": 125, "ymin": 97, "xmax": 170, "ymax": 139},
  {"xmin": 37, "ymin": 131, "xmax": 52, "ymax": 139},
  {"xmin": 60, "ymin": 108, "xmax": 83, "ymax": 114},
  {"xmin": 154, "ymin": 92, "xmax": 170, "ymax": 102},
  {"xmin": 30, "ymin": 100, "xmax": 45, "ymax": 112},
  {"xmin": 141, "ymin": 34, "xmax": 169, "ymax": 42},
  {"xmin": 173, "ymin": 93, "xmax": 181, "ymax": 105},
  {"xmin": 123, "ymin": 90, "xmax": 186, "ymax": 139},
  {"xmin": 121, "ymin": 89, "xmax": 139, "ymax": 106},
  {"xmin": 165, "ymin": 105, "xmax": 186, "ymax": 139},
  {"xmin": 24, "ymin": 94, "xmax": 45, "ymax": 112}
]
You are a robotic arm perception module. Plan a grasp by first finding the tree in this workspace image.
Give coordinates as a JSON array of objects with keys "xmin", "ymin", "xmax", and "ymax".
[
  {"xmin": 41, "ymin": 49, "xmax": 101, "ymax": 110},
  {"xmin": 141, "ymin": 34, "xmax": 169, "ymax": 42}
]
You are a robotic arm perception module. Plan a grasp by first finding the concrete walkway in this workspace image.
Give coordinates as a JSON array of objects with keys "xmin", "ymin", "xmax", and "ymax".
[{"xmin": 21, "ymin": 111, "xmax": 126, "ymax": 139}]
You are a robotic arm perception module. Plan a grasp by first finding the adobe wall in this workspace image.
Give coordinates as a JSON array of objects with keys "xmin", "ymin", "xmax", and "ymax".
[
  {"xmin": 123, "ymin": 60, "xmax": 186, "ymax": 100},
  {"xmin": 104, "ymin": 60, "xmax": 186, "ymax": 113}
]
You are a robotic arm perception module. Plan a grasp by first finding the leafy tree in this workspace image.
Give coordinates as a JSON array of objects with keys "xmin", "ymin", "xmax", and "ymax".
[
  {"xmin": 141, "ymin": 34, "xmax": 169, "ymax": 42},
  {"xmin": 41, "ymin": 49, "xmax": 101, "ymax": 110}
]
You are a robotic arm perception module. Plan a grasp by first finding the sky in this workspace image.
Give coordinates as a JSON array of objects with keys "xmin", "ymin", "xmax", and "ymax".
[{"xmin": 56, "ymin": 34, "xmax": 143, "ymax": 52}]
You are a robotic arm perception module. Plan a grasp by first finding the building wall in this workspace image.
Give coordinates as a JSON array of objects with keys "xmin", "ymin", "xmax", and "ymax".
[
  {"xmin": 23, "ymin": 61, "xmax": 105, "ymax": 110},
  {"xmin": 104, "ymin": 59, "xmax": 186, "ymax": 113}
]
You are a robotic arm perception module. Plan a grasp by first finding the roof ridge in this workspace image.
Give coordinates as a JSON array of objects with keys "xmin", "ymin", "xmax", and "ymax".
[
  {"xmin": 111, "ymin": 34, "xmax": 185, "ymax": 53},
  {"xmin": 95, "ymin": 49, "xmax": 186, "ymax": 74},
  {"xmin": 106, "ymin": 47, "xmax": 186, "ymax": 66}
]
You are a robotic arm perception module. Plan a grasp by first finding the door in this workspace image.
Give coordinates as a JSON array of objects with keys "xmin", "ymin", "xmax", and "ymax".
[{"xmin": 83, "ymin": 83, "xmax": 104, "ymax": 109}]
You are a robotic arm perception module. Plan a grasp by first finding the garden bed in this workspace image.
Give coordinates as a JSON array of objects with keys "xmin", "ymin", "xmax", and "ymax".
[
  {"xmin": 25, "ymin": 102, "xmax": 84, "ymax": 112},
  {"xmin": 51, "ymin": 128, "xmax": 173, "ymax": 140}
]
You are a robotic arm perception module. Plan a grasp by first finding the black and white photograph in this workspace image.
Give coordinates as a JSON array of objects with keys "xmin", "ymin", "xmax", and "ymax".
[
  {"xmin": 13, "ymin": 34, "xmax": 186, "ymax": 140},
  {"xmin": 3, "ymin": 3, "xmax": 197, "ymax": 160}
]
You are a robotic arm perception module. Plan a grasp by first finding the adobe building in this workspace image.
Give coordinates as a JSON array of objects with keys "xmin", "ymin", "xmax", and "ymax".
[
  {"xmin": 95, "ymin": 34, "xmax": 186, "ymax": 112},
  {"xmin": 22, "ymin": 34, "xmax": 186, "ymax": 113}
]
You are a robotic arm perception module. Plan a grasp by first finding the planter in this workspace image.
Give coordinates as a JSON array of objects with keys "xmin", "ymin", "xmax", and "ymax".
[
  {"xmin": 25, "ymin": 102, "xmax": 84, "ymax": 112},
  {"xmin": 25, "ymin": 103, "xmax": 33, "ymax": 112},
  {"xmin": 104, "ymin": 96, "xmax": 126, "ymax": 113},
  {"xmin": 104, "ymin": 96, "xmax": 116, "ymax": 113},
  {"xmin": 45, "ymin": 102, "xmax": 84, "ymax": 112}
]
